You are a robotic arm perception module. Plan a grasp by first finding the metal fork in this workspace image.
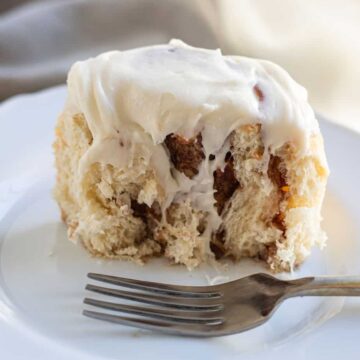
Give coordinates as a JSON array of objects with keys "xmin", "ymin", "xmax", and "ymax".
[{"xmin": 83, "ymin": 272, "xmax": 360, "ymax": 337}]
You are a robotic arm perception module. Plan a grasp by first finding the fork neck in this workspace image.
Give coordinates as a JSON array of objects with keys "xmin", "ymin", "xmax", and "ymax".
[{"xmin": 285, "ymin": 276, "xmax": 360, "ymax": 297}]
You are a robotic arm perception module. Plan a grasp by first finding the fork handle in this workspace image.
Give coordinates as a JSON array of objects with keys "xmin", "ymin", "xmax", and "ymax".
[{"xmin": 286, "ymin": 276, "xmax": 360, "ymax": 297}]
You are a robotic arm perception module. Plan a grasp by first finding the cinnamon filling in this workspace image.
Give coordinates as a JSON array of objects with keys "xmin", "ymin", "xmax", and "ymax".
[
  {"xmin": 259, "ymin": 242, "xmax": 277, "ymax": 262},
  {"xmin": 164, "ymin": 133, "xmax": 205, "ymax": 178},
  {"xmin": 131, "ymin": 199, "xmax": 162, "ymax": 240},
  {"xmin": 213, "ymin": 153, "xmax": 240, "ymax": 215},
  {"xmin": 267, "ymin": 155, "xmax": 287, "ymax": 188},
  {"xmin": 253, "ymin": 84, "xmax": 264, "ymax": 102},
  {"xmin": 267, "ymin": 154, "xmax": 288, "ymax": 234},
  {"xmin": 210, "ymin": 229, "xmax": 226, "ymax": 259},
  {"xmin": 271, "ymin": 212, "xmax": 286, "ymax": 233}
]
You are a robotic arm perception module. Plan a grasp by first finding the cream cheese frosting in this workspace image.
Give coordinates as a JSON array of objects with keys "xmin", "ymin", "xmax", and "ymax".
[{"xmin": 63, "ymin": 39, "xmax": 321, "ymax": 243}]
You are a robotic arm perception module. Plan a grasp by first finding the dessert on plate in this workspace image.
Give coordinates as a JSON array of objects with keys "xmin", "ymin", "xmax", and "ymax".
[{"xmin": 53, "ymin": 40, "xmax": 328, "ymax": 271}]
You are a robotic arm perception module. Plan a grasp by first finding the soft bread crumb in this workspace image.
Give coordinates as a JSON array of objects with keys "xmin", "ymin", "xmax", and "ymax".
[{"xmin": 54, "ymin": 114, "xmax": 327, "ymax": 271}]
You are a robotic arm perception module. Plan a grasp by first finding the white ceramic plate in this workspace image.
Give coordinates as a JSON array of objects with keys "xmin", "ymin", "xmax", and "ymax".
[{"xmin": 0, "ymin": 86, "xmax": 359, "ymax": 360}]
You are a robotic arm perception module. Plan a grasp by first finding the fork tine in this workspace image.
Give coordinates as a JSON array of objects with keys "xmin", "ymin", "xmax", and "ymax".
[
  {"xmin": 85, "ymin": 284, "xmax": 223, "ymax": 311},
  {"xmin": 84, "ymin": 298, "xmax": 223, "ymax": 324},
  {"xmin": 83, "ymin": 310, "xmax": 223, "ymax": 337},
  {"xmin": 87, "ymin": 273, "xmax": 221, "ymax": 298}
]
